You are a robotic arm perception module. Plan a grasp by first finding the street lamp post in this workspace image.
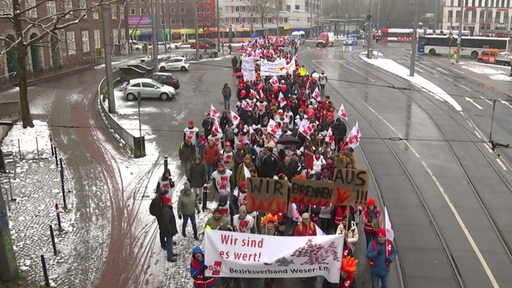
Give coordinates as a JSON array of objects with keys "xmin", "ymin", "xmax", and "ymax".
[
  {"xmin": 456, "ymin": 0, "xmax": 465, "ymax": 63},
  {"xmin": 216, "ymin": 0, "xmax": 220, "ymax": 53}
]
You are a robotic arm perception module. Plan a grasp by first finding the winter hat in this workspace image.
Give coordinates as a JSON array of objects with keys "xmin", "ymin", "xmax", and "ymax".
[
  {"xmin": 377, "ymin": 228, "xmax": 386, "ymax": 237},
  {"xmin": 366, "ymin": 197, "xmax": 376, "ymax": 207},
  {"xmin": 301, "ymin": 212, "xmax": 310, "ymax": 219},
  {"xmin": 217, "ymin": 163, "xmax": 224, "ymax": 169},
  {"xmin": 239, "ymin": 205, "xmax": 247, "ymax": 214},
  {"xmin": 163, "ymin": 197, "xmax": 172, "ymax": 206},
  {"xmin": 218, "ymin": 195, "xmax": 228, "ymax": 206},
  {"xmin": 188, "ymin": 120, "xmax": 194, "ymax": 126},
  {"xmin": 183, "ymin": 181, "xmax": 191, "ymax": 190},
  {"xmin": 239, "ymin": 181, "xmax": 247, "ymax": 190},
  {"xmin": 225, "ymin": 141, "xmax": 231, "ymax": 147}
]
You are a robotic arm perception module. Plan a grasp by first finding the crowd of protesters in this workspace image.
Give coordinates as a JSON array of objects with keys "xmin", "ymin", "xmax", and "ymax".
[{"xmin": 151, "ymin": 35, "xmax": 397, "ymax": 288}]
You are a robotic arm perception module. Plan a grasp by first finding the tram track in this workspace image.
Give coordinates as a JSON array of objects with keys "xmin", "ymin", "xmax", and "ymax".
[{"xmin": 300, "ymin": 46, "xmax": 512, "ymax": 287}]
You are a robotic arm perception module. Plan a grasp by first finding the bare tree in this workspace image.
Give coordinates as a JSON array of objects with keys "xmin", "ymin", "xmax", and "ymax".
[
  {"xmin": 249, "ymin": 0, "xmax": 279, "ymax": 29},
  {"xmin": 0, "ymin": 0, "xmax": 112, "ymax": 128}
]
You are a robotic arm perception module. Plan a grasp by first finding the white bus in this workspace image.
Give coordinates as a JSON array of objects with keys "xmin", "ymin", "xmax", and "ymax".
[{"xmin": 418, "ymin": 35, "xmax": 512, "ymax": 58}]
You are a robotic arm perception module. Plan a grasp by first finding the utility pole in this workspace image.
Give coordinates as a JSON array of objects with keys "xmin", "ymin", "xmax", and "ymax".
[
  {"xmin": 366, "ymin": 0, "xmax": 373, "ymax": 59},
  {"xmin": 216, "ymin": 0, "xmax": 220, "ymax": 53},
  {"xmin": 102, "ymin": 4, "xmax": 116, "ymax": 113},
  {"xmin": 410, "ymin": 0, "xmax": 418, "ymax": 76},
  {"xmin": 151, "ymin": 0, "xmax": 158, "ymax": 71},
  {"xmin": 194, "ymin": 0, "xmax": 199, "ymax": 60},
  {"xmin": 456, "ymin": 0, "xmax": 464, "ymax": 63},
  {"xmin": 0, "ymin": 187, "xmax": 19, "ymax": 281}
]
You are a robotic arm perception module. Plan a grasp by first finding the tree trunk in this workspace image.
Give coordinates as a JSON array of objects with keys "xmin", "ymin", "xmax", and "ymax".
[{"xmin": 16, "ymin": 43, "xmax": 34, "ymax": 128}]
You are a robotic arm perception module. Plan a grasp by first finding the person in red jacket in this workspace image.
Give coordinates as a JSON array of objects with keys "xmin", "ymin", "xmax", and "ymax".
[
  {"xmin": 203, "ymin": 139, "xmax": 220, "ymax": 182},
  {"xmin": 362, "ymin": 197, "xmax": 383, "ymax": 249},
  {"xmin": 293, "ymin": 213, "xmax": 317, "ymax": 236}
]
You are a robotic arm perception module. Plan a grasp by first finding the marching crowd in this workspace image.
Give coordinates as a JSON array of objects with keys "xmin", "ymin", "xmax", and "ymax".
[{"xmin": 151, "ymin": 35, "xmax": 397, "ymax": 288}]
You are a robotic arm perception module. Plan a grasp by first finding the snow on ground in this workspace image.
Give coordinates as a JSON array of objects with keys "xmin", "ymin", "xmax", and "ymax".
[{"xmin": 360, "ymin": 51, "xmax": 463, "ymax": 111}]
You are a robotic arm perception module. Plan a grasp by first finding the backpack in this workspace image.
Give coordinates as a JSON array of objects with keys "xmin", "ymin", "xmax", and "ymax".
[{"xmin": 149, "ymin": 196, "xmax": 163, "ymax": 217}]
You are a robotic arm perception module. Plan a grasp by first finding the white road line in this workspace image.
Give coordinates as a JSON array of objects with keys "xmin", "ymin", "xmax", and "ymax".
[
  {"xmin": 496, "ymin": 158, "xmax": 508, "ymax": 171},
  {"xmin": 465, "ymin": 97, "xmax": 483, "ymax": 109},
  {"xmin": 500, "ymin": 100, "xmax": 512, "ymax": 109},
  {"xmin": 362, "ymin": 102, "xmax": 499, "ymax": 288},
  {"xmin": 436, "ymin": 67, "xmax": 450, "ymax": 74},
  {"xmin": 416, "ymin": 67, "xmax": 423, "ymax": 72},
  {"xmin": 479, "ymin": 96, "xmax": 492, "ymax": 105},
  {"xmin": 460, "ymin": 84, "xmax": 471, "ymax": 91}
]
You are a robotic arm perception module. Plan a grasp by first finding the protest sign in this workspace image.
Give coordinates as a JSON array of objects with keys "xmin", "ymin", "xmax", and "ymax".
[
  {"xmin": 332, "ymin": 168, "xmax": 369, "ymax": 206},
  {"xmin": 246, "ymin": 177, "xmax": 288, "ymax": 214},
  {"xmin": 290, "ymin": 178, "xmax": 335, "ymax": 206},
  {"xmin": 205, "ymin": 230, "xmax": 343, "ymax": 283},
  {"xmin": 260, "ymin": 59, "xmax": 287, "ymax": 76}
]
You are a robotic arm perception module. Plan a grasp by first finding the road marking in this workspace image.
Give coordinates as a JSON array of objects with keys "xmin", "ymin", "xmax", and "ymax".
[
  {"xmin": 459, "ymin": 84, "xmax": 471, "ymax": 91},
  {"xmin": 496, "ymin": 158, "xmax": 508, "ymax": 171},
  {"xmin": 436, "ymin": 67, "xmax": 450, "ymax": 74},
  {"xmin": 362, "ymin": 102, "xmax": 499, "ymax": 288},
  {"xmin": 465, "ymin": 97, "xmax": 483, "ymax": 109},
  {"xmin": 500, "ymin": 100, "xmax": 512, "ymax": 109},
  {"xmin": 479, "ymin": 96, "xmax": 492, "ymax": 105}
]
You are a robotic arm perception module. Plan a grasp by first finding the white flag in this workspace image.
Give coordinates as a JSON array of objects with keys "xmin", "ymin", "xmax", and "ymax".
[
  {"xmin": 312, "ymin": 87, "xmax": 321, "ymax": 102},
  {"xmin": 210, "ymin": 104, "xmax": 220, "ymax": 119},
  {"xmin": 347, "ymin": 121, "xmax": 361, "ymax": 149},
  {"xmin": 384, "ymin": 206, "xmax": 394, "ymax": 241},
  {"xmin": 231, "ymin": 111, "xmax": 240, "ymax": 126},
  {"xmin": 337, "ymin": 104, "xmax": 348, "ymax": 121},
  {"xmin": 278, "ymin": 92, "xmax": 287, "ymax": 107}
]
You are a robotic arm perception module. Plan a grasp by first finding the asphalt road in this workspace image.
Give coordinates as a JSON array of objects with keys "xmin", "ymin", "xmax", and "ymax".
[{"xmin": 16, "ymin": 40, "xmax": 512, "ymax": 287}]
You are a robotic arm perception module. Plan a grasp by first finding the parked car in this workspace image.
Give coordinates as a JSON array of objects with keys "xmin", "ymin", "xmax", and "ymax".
[
  {"xmin": 146, "ymin": 72, "xmax": 180, "ymax": 89},
  {"xmin": 122, "ymin": 78, "xmax": 176, "ymax": 101},
  {"xmin": 130, "ymin": 41, "xmax": 144, "ymax": 51},
  {"xmin": 166, "ymin": 42, "xmax": 182, "ymax": 49},
  {"xmin": 343, "ymin": 35, "xmax": 358, "ymax": 46},
  {"xmin": 158, "ymin": 56, "xmax": 190, "ymax": 72},
  {"xmin": 198, "ymin": 38, "xmax": 216, "ymax": 49}
]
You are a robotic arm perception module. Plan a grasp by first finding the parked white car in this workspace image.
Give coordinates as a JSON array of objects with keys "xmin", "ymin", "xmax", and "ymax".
[
  {"xmin": 122, "ymin": 78, "xmax": 176, "ymax": 101},
  {"xmin": 158, "ymin": 56, "xmax": 190, "ymax": 72}
]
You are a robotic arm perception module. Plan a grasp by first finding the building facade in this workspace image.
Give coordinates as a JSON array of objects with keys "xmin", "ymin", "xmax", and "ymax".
[
  {"xmin": 442, "ymin": 0, "xmax": 512, "ymax": 36},
  {"xmin": 0, "ymin": 1, "xmax": 126, "ymax": 81}
]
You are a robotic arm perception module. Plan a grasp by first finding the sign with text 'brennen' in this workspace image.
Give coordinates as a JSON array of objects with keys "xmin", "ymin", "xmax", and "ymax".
[{"xmin": 204, "ymin": 230, "xmax": 343, "ymax": 283}]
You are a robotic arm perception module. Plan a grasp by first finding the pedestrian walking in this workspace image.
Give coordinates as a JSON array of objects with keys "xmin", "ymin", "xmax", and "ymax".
[
  {"xmin": 222, "ymin": 83, "xmax": 232, "ymax": 110},
  {"xmin": 451, "ymin": 49, "xmax": 458, "ymax": 64},
  {"xmin": 362, "ymin": 197, "xmax": 383, "ymax": 249},
  {"xmin": 190, "ymin": 246, "xmax": 215, "ymax": 288},
  {"xmin": 149, "ymin": 192, "xmax": 167, "ymax": 250},
  {"xmin": 155, "ymin": 168, "xmax": 175, "ymax": 199},
  {"xmin": 204, "ymin": 207, "xmax": 231, "ymax": 231},
  {"xmin": 232, "ymin": 205, "xmax": 255, "ymax": 233},
  {"xmin": 293, "ymin": 213, "xmax": 317, "ymax": 236},
  {"xmin": 231, "ymin": 55, "xmax": 238, "ymax": 73},
  {"xmin": 179, "ymin": 138, "xmax": 196, "ymax": 172},
  {"xmin": 227, "ymin": 43, "xmax": 232, "ymax": 55},
  {"xmin": 184, "ymin": 120, "xmax": 199, "ymax": 147},
  {"xmin": 204, "ymin": 139, "xmax": 220, "ymax": 181},
  {"xmin": 340, "ymin": 256, "xmax": 358, "ymax": 288},
  {"xmin": 366, "ymin": 228, "xmax": 397, "ymax": 288},
  {"xmin": 187, "ymin": 156, "xmax": 207, "ymax": 204},
  {"xmin": 159, "ymin": 196, "xmax": 178, "ymax": 262},
  {"xmin": 177, "ymin": 181, "xmax": 201, "ymax": 240},
  {"xmin": 319, "ymin": 70, "xmax": 328, "ymax": 95}
]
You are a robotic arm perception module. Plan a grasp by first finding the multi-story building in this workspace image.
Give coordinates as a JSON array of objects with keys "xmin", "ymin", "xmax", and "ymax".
[
  {"xmin": 442, "ymin": 0, "xmax": 512, "ymax": 36},
  {"xmin": 0, "ymin": 1, "xmax": 126, "ymax": 81}
]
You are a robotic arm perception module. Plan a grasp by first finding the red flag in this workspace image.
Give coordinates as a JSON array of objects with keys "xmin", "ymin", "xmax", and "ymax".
[
  {"xmin": 278, "ymin": 92, "xmax": 287, "ymax": 107},
  {"xmin": 347, "ymin": 121, "xmax": 361, "ymax": 149},
  {"xmin": 210, "ymin": 104, "xmax": 220, "ymax": 118},
  {"xmin": 231, "ymin": 111, "xmax": 240, "ymax": 126},
  {"xmin": 312, "ymin": 87, "xmax": 321, "ymax": 102},
  {"xmin": 337, "ymin": 103, "xmax": 348, "ymax": 121}
]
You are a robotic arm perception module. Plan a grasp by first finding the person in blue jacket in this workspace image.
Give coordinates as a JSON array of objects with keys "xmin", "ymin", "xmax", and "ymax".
[
  {"xmin": 366, "ymin": 228, "xmax": 397, "ymax": 288},
  {"xmin": 190, "ymin": 246, "xmax": 215, "ymax": 288}
]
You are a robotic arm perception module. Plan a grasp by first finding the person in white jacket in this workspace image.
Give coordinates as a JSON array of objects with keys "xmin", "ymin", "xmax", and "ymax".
[{"xmin": 336, "ymin": 218, "xmax": 359, "ymax": 252}]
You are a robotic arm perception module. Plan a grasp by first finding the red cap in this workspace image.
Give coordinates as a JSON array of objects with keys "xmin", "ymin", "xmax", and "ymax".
[
  {"xmin": 239, "ymin": 181, "xmax": 247, "ymax": 190},
  {"xmin": 217, "ymin": 163, "xmax": 224, "ymax": 169},
  {"xmin": 377, "ymin": 228, "xmax": 386, "ymax": 237},
  {"xmin": 188, "ymin": 120, "xmax": 194, "ymax": 126},
  {"xmin": 225, "ymin": 141, "xmax": 231, "ymax": 147},
  {"xmin": 366, "ymin": 197, "xmax": 376, "ymax": 206}
]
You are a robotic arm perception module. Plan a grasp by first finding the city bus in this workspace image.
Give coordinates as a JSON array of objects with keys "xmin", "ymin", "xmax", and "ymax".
[
  {"xmin": 417, "ymin": 35, "xmax": 512, "ymax": 58},
  {"xmin": 380, "ymin": 28, "xmax": 470, "ymax": 42}
]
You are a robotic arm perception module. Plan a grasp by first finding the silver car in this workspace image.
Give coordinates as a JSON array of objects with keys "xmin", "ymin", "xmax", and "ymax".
[
  {"xmin": 122, "ymin": 78, "xmax": 176, "ymax": 101},
  {"xmin": 158, "ymin": 56, "xmax": 190, "ymax": 72}
]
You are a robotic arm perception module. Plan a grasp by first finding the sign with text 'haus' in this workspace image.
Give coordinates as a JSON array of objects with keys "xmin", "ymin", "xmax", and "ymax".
[{"xmin": 204, "ymin": 230, "xmax": 343, "ymax": 283}]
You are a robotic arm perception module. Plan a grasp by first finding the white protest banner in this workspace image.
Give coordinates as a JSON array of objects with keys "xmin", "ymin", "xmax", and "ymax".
[
  {"xmin": 205, "ymin": 230, "xmax": 343, "ymax": 283},
  {"xmin": 242, "ymin": 57, "xmax": 256, "ymax": 82},
  {"xmin": 260, "ymin": 58, "xmax": 287, "ymax": 76}
]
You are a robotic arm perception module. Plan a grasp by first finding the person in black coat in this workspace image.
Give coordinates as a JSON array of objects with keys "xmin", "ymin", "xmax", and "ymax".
[
  {"xmin": 187, "ymin": 156, "xmax": 207, "ymax": 203},
  {"xmin": 160, "ymin": 197, "xmax": 178, "ymax": 262},
  {"xmin": 333, "ymin": 118, "xmax": 347, "ymax": 153},
  {"xmin": 276, "ymin": 154, "xmax": 301, "ymax": 180},
  {"xmin": 259, "ymin": 147, "xmax": 279, "ymax": 178}
]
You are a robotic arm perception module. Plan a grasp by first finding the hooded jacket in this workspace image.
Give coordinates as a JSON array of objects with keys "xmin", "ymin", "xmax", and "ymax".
[
  {"xmin": 178, "ymin": 186, "xmax": 200, "ymax": 216},
  {"xmin": 190, "ymin": 246, "xmax": 215, "ymax": 288}
]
